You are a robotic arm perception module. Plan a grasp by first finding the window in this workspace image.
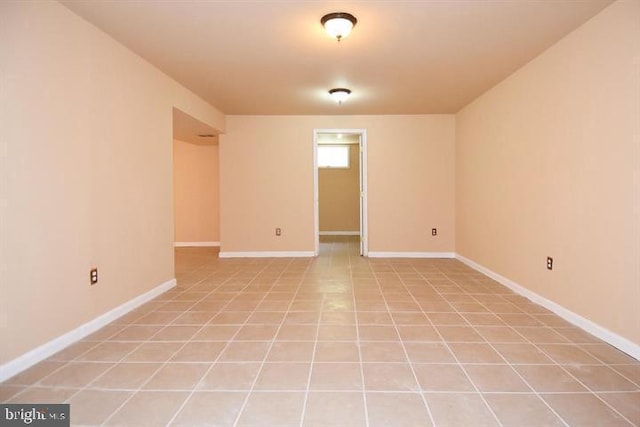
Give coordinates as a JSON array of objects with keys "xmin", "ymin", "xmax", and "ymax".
[{"xmin": 318, "ymin": 145, "xmax": 350, "ymax": 168}]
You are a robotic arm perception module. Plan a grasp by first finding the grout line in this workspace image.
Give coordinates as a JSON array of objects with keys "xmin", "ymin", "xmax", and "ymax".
[
  {"xmin": 228, "ymin": 258, "xmax": 311, "ymax": 427},
  {"xmin": 410, "ymin": 263, "xmax": 506, "ymax": 427},
  {"xmin": 348, "ymin": 238, "xmax": 371, "ymax": 427},
  {"xmin": 372, "ymin": 264, "xmax": 437, "ymax": 427},
  {"xmin": 102, "ymin": 266, "xmax": 254, "ymax": 427},
  {"xmin": 442, "ymin": 272, "xmax": 572, "ymax": 427},
  {"xmin": 508, "ymin": 328, "xmax": 639, "ymax": 425},
  {"xmin": 444, "ymin": 264, "xmax": 639, "ymax": 427},
  {"xmin": 6, "ymin": 240, "xmax": 639, "ymax": 426}
]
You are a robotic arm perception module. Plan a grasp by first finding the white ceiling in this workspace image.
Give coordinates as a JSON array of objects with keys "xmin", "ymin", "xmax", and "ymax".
[{"xmin": 61, "ymin": 0, "xmax": 612, "ymax": 115}]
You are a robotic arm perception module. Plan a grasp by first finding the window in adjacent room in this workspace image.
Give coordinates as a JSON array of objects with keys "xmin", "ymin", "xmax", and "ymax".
[{"xmin": 318, "ymin": 145, "xmax": 350, "ymax": 168}]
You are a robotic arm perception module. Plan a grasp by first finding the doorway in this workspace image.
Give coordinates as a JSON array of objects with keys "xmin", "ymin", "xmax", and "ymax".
[{"xmin": 313, "ymin": 129, "xmax": 368, "ymax": 256}]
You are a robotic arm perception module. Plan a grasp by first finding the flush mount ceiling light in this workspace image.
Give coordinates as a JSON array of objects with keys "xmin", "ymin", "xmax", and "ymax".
[
  {"xmin": 321, "ymin": 12, "xmax": 357, "ymax": 41},
  {"xmin": 329, "ymin": 88, "xmax": 351, "ymax": 104}
]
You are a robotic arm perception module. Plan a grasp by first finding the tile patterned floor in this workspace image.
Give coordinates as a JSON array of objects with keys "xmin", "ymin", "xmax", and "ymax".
[{"xmin": 1, "ymin": 236, "xmax": 639, "ymax": 426}]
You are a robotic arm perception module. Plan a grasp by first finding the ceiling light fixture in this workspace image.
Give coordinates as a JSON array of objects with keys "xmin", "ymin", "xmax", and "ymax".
[
  {"xmin": 329, "ymin": 88, "xmax": 351, "ymax": 104},
  {"xmin": 321, "ymin": 12, "xmax": 357, "ymax": 42}
]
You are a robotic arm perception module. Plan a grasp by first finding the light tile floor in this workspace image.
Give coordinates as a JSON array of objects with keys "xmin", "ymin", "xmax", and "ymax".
[{"xmin": 2, "ymin": 236, "xmax": 639, "ymax": 426}]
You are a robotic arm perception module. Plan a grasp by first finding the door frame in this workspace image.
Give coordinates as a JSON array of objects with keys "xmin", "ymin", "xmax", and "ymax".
[{"xmin": 313, "ymin": 128, "xmax": 368, "ymax": 256}]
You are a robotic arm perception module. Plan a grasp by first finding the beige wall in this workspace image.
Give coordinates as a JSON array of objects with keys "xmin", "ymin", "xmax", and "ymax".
[
  {"xmin": 173, "ymin": 138, "xmax": 220, "ymax": 243},
  {"xmin": 319, "ymin": 144, "xmax": 360, "ymax": 232},
  {"xmin": 220, "ymin": 115, "xmax": 455, "ymax": 253},
  {"xmin": 0, "ymin": 1, "xmax": 224, "ymax": 365},
  {"xmin": 456, "ymin": 0, "xmax": 639, "ymax": 344}
]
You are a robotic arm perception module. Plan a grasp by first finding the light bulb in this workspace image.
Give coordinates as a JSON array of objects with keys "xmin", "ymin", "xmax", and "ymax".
[{"xmin": 321, "ymin": 13, "xmax": 357, "ymax": 42}]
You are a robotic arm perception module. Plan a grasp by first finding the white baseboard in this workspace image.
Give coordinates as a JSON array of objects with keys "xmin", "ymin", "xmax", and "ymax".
[
  {"xmin": 368, "ymin": 252, "xmax": 456, "ymax": 258},
  {"xmin": 319, "ymin": 231, "xmax": 360, "ymax": 236},
  {"xmin": 0, "ymin": 278, "xmax": 176, "ymax": 383},
  {"xmin": 456, "ymin": 254, "xmax": 640, "ymax": 361},
  {"xmin": 219, "ymin": 251, "xmax": 316, "ymax": 258},
  {"xmin": 174, "ymin": 242, "xmax": 220, "ymax": 247}
]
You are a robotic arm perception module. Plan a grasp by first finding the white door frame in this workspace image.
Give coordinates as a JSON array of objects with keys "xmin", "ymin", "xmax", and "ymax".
[{"xmin": 313, "ymin": 129, "xmax": 368, "ymax": 256}]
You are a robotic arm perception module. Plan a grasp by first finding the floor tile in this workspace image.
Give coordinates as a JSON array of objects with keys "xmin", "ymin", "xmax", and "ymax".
[
  {"xmin": 357, "ymin": 312, "xmax": 393, "ymax": 325},
  {"xmin": 235, "ymin": 324, "xmax": 279, "ymax": 340},
  {"xmin": 267, "ymin": 341, "xmax": 315, "ymax": 362},
  {"xmin": 143, "ymin": 363, "xmax": 210, "ymax": 390},
  {"xmin": 39, "ymin": 362, "xmax": 113, "ymax": 388},
  {"xmin": 195, "ymin": 362, "xmax": 260, "ymax": 391},
  {"xmin": 366, "ymin": 392, "xmax": 433, "ymax": 427},
  {"xmin": 170, "ymin": 391, "xmax": 247, "ymax": 426},
  {"xmin": 254, "ymin": 362, "xmax": 310, "ymax": 390},
  {"xmin": 136, "ymin": 311, "xmax": 183, "ymax": 325},
  {"xmin": 359, "ymin": 341, "xmax": 407, "ymax": 362},
  {"xmin": 359, "ymin": 325, "xmax": 401, "ymax": 341},
  {"xmin": 396, "ymin": 325, "xmax": 440, "ymax": 342},
  {"xmin": 436, "ymin": 326, "xmax": 485, "ymax": 342},
  {"xmin": 210, "ymin": 311, "xmax": 252, "ymax": 325},
  {"xmin": 363, "ymin": 363, "xmax": 420, "ymax": 392},
  {"xmin": 413, "ymin": 363, "xmax": 475, "ymax": 392},
  {"xmin": 170, "ymin": 341, "xmax": 226, "ymax": 362},
  {"xmin": 427, "ymin": 312, "xmax": 468, "ymax": 326},
  {"xmin": 391, "ymin": 312, "xmax": 430, "ymax": 325},
  {"xmin": 276, "ymin": 325, "xmax": 317, "ymax": 341},
  {"xmin": 4, "ymin": 361, "xmax": 66, "ymax": 386},
  {"xmin": 583, "ymin": 344, "xmax": 640, "ymax": 365},
  {"xmin": 247, "ymin": 311, "xmax": 286, "ymax": 324},
  {"xmin": 542, "ymin": 393, "xmax": 633, "ymax": 426},
  {"xmin": 106, "ymin": 391, "xmax": 189, "ymax": 426},
  {"xmin": 317, "ymin": 324, "xmax": 358, "ymax": 340},
  {"xmin": 483, "ymin": 393, "xmax": 565, "ymax": 426},
  {"xmin": 314, "ymin": 341, "xmax": 360, "ymax": 362},
  {"xmin": 124, "ymin": 341, "xmax": 184, "ymax": 362},
  {"xmin": 76, "ymin": 341, "xmax": 141, "ymax": 362},
  {"xmin": 492, "ymin": 343, "xmax": 554, "ymax": 364},
  {"xmin": 303, "ymin": 392, "xmax": 366, "ymax": 426},
  {"xmin": 172, "ymin": 311, "xmax": 216, "ymax": 325},
  {"xmin": 514, "ymin": 326, "xmax": 571, "ymax": 343},
  {"xmin": 461, "ymin": 313, "xmax": 506, "ymax": 326},
  {"xmin": 423, "ymin": 393, "xmax": 498, "ymax": 426},
  {"xmin": 48, "ymin": 342, "xmax": 98, "ymax": 362},
  {"xmin": 475, "ymin": 326, "xmax": 528, "ymax": 343},
  {"xmin": 91, "ymin": 362, "xmax": 161, "ymax": 389},
  {"xmin": 564, "ymin": 365, "xmax": 639, "ymax": 391},
  {"xmin": 463, "ymin": 364, "xmax": 532, "ymax": 392},
  {"xmin": 448, "ymin": 342, "xmax": 504, "ymax": 363},
  {"xmin": 513, "ymin": 364, "xmax": 588, "ymax": 392},
  {"xmin": 404, "ymin": 342, "xmax": 456, "ymax": 363},
  {"xmin": 612, "ymin": 364, "xmax": 640, "ymax": 386},
  {"xmin": 8, "ymin": 386, "xmax": 77, "ymax": 404},
  {"xmin": 310, "ymin": 362, "xmax": 362, "ymax": 390},
  {"xmin": 152, "ymin": 325, "xmax": 200, "ymax": 341},
  {"xmin": 66, "ymin": 389, "xmax": 132, "ymax": 425},
  {"xmin": 597, "ymin": 391, "xmax": 640, "ymax": 425},
  {"xmin": 0, "ymin": 385, "xmax": 24, "ymax": 401},
  {"xmin": 537, "ymin": 344, "xmax": 602, "ymax": 365},
  {"xmin": 194, "ymin": 325, "xmax": 241, "ymax": 340},
  {"xmin": 110, "ymin": 325, "xmax": 162, "ymax": 341},
  {"xmin": 237, "ymin": 392, "xmax": 305, "ymax": 426}
]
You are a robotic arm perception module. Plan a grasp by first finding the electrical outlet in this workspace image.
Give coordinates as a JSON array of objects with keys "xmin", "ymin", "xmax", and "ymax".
[
  {"xmin": 275, "ymin": 228, "xmax": 282, "ymax": 236},
  {"xmin": 90, "ymin": 268, "xmax": 98, "ymax": 285},
  {"xmin": 546, "ymin": 257, "xmax": 553, "ymax": 270},
  {"xmin": 432, "ymin": 228, "xmax": 437, "ymax": 236}
]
